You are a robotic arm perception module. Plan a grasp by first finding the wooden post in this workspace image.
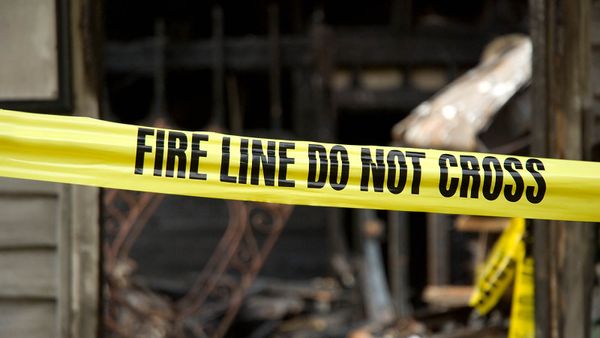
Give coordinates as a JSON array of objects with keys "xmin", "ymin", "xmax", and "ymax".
[
  {"xmin": 427, "ymin": 214, "xmax": 451, "ymax": 286},
  {"xmin": 529, "ymin": 0, "xmax": 595, "ymax": 337},
  {"xmin": 268, "ymin": 3, "xmax": 282, "ymax": 131},
  {"xmin": 211, "ymin": 6, "xmax": 225, "ymax": 128},
  {"xmin": 388, "ymin": 211, "xmax": 412, "ymax": 316}
]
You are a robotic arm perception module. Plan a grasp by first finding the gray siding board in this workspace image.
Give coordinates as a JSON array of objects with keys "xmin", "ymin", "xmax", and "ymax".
[
  {"xmin": 0, "ymin": 250, "xmax": 56, "ymax": 299},
  {"xmin": 0, "ymin": 178, "xmax": 58, "ymax": 195},
  {"xmin": 0, "ymin": 197, "xmax": 57, "ymax": 248},
  {"xmin": 0, "ymin": 300, "xmax": 56, "ymax": 338}
]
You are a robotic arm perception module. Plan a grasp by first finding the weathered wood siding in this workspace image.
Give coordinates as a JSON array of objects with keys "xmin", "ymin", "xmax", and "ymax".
[
  {"xmin": 0, "ymin": 178, "xmax": 61, "ymax": 338},
  {"xmin": 0, "ymin": 0, "xmax": 101, "ymax": 336}
]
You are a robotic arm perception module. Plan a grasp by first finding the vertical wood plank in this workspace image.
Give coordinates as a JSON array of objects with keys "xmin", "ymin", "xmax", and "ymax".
[
  {"xmin": 427, "ymin": 213, "xmax": 451, "ymax": 285},
  {"xmin": 530, "ymin": 1, "xmax": 595, "ymax": 338},
  {"xmin": 388, "ymin": 211, "xmax": 412, "ymax": 316},
  {"xmin": 64, "ymin": 0, "xmax": 102, "ymax": 336}
]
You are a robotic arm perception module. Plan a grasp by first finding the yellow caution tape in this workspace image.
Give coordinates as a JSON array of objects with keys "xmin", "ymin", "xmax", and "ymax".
[
  {"xmin": 470, "ymin": 218, "xmax": 534, "ymax": 337},
  {"xmin": 470, "ymin": 218, "xmax": 525, "ymax": 315},
  {"xmin": 508, "ymin": 255, "xmax": 534, "ymax": 338},
  {"xmin": 1, "ymin": 109, "xmax": 600, "ymax": 221}
]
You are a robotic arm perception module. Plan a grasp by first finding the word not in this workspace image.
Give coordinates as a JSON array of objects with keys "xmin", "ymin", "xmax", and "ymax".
[{"xmin": 360, "ymin": 148, "xmax": 426, "ymax": 194}]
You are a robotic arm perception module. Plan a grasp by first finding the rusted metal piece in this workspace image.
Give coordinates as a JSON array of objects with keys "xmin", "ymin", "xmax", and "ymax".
[
  {"xmin": 104, "ymin": 190, "xmax": 166, "ymax": 271},
  {"xmin": 103, "ymin": 190, "xmax": 171, "ymax": 338},
  {"xmin": 176, "ymin": 202, "xmax": 293, "ymax": 338},
  {"xmin": 104, "ymin": 186, "xmax": 292, "ymax": 338}
]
